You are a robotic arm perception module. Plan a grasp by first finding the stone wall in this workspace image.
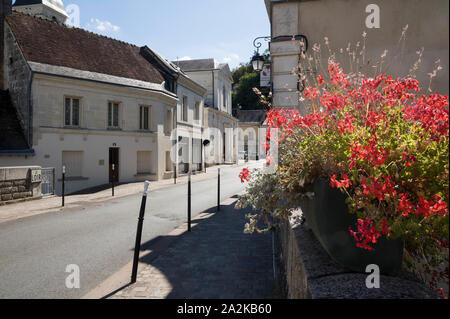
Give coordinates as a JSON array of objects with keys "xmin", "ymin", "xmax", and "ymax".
[
  {"xmin": 275, "ymin": 209, "xmax": 439, "ymax": 299},
  {"xmin": 4, "ymin": 23, "xmax": 32, "ymax": 144},
  {"xmin": 266, "ymin": 0, "xmax": 449, "ymax": 109},
  {"xmin": 0, "ymin": 166, "xmax": 41, "ymax": 203}
]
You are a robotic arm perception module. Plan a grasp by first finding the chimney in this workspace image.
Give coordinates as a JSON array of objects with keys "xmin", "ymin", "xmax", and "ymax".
[{"xmin": 0, "ymin": 0, "xmax": 12, "ymax": 90}]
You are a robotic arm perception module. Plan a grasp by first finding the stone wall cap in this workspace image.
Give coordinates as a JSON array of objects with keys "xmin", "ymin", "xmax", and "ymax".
[{"xmin": 285, "ymin": 213, "xmax": 439, "ymax": 299}]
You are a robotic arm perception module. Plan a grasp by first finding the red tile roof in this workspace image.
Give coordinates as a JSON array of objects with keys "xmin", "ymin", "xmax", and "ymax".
[{"xmin": 6, "ymin": 12, "xmax": 165, "ymax": 84}]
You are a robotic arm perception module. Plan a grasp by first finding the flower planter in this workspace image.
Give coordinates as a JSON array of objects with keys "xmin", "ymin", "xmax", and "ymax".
[{"xmin": 300, "ymin": 178, "xmax": 404, "ymax": 276}]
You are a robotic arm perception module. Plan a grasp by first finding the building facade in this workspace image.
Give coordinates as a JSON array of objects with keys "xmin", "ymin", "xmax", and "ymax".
[
  {"xmin": 0, "ymin": 0, "xmax": 203, "ymax": 195},
  {"xmin": 175, "ymin": 73, "xmax": 206, "ymax": 174},
  {"xmin": 264, "ymin": 0, "xmax": 449, "ymax": 110},
  {"xmin": 175, "ymin": 59, "xmax": 239, "ymax": 165},
  {"xmin": 234, "ymin": 110, "xmax": 267, "ymax": 161}
]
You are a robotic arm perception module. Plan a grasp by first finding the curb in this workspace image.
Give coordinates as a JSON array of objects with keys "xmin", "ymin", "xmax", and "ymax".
[{"xmin": 82, "ymin": 196, "xmax": 241, "ymax": 299}]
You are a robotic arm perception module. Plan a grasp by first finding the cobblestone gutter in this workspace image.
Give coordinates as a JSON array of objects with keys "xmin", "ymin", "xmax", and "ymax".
[{"xmin": 274, "ymin": 209, "xmax": 439, "ymax": 299}]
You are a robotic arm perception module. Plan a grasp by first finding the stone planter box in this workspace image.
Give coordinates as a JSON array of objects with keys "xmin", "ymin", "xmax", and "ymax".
[{"xmin": 300, "ymin": 178, "xmax": 404, "ymax": 276}]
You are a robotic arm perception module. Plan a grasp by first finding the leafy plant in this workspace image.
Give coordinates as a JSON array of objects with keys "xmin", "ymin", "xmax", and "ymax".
[{"xmin": 238, "ymin": 37, "xmax": 449, "ymax": 298}]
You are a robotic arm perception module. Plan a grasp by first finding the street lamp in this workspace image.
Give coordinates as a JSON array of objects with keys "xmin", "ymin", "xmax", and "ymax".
[
  {"xmin": 251, "ymin": 36, "xmax": 271, "ymax": 72},
  {"xmin": 251, "ymin": 52, "xmax": 265, "ymax": 72},
  {"xmin": 250, "ymin": 35, "xmax": 309, "ymax": 72}
]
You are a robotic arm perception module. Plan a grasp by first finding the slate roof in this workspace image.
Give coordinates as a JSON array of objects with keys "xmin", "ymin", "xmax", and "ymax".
[
  {"xmin": 6, "ymin": 12, "xmax": 166, "ymax": 84},
  {"xmin": 173, "ymin": 59, "xmax": 217, "ymax": 71},
  {"xmin": 235, "ymin": 110, "xmax": 267, "ymax": 124}
]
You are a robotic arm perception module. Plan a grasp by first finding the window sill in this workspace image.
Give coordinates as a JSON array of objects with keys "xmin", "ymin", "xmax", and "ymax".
[
  {"xmin": 58, "ymin": 177, "xmax": 89, "ymax": 182},
  {"xmin": 107, "ymin": 127, "xmax": 122, "ymax": 131}
]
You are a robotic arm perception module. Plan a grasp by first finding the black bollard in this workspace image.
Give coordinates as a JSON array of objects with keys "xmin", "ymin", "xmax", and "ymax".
[
  {"xmin": 112, "ymin": 164, "xmax": 115, "ymax": 197},
  {"xmin": 62, "ymin": 165, "xmax": 66, "ymax": 207},
  {"xmin": 174, "ymin": 164, "xmax": 177, "ymax": 184},
  {"xmin": 217, "ymin": 168, "xmax": 221, "ymax": 211},
  {"xmin": 188, "ymin": 171, "xmax": 192, "ymax": 232},
  {"xmin": 131, "ymin": 181, "xmax": 150, "ymax": 284}
]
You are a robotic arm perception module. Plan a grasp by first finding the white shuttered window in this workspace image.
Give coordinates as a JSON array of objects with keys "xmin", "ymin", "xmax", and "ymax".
[
  {"xmin": 62, "ymin": 151, "xmax": 84, "ymax": 177},
  {"xmin": 137, "ymin": 151, "xmax": 153, "ymax": 174}
]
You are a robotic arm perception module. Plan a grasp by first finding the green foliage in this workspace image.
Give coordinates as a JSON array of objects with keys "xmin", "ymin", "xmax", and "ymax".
[
  {"xmin": 233, "ymin": 72, "xmax": 262, "ymax": 110},
  {"xmin": 231, "ymin": 51, "xmax": 270, "ymax": 110}
]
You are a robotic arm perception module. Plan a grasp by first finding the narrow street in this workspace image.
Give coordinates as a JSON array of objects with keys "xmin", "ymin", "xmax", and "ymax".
[{"xmin": 0, "ymin": 162, "xmax": 263, "ymax": 299}]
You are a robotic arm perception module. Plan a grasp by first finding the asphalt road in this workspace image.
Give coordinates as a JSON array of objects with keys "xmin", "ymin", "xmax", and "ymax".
[{"xmin": 0, "ymin": 164, "xmax": 259, "ymax": 299}]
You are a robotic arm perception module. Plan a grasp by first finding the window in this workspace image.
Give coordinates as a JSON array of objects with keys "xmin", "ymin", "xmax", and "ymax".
[
  {"xmin": 65, "ymin": 98, "xmax": 80, "ymax": 127},
  {"xmin": 194, "ymin": 102, "xmax": 200, "ymax": 122},
  {"xmin": 108, "ymin": 102, "xmax": 120, "ymax": 128},
  {"xmin": 182, "ymin": 96, "xmax": 188, "ymax": 122},
  {"xmin": 165, "ymin": 109, "xmax": 173, "ymax": 135},
  {"xmin": 223, "ymin": 86, "xmax": 227, "ymax": 109},
  {"xmin": 137, "ymin": 151, "xmax": 153, "ymax": 174},
  {"xmin": 166, "ymin": 151, "xmax": 172, "ymax": 172},
  {"xmin": 62, "ymin": 151, "xmax": 83, "ymax": 177},
  {"xmin": 140, "ymin": 106, "xmax": 150, "ymax": 130}
]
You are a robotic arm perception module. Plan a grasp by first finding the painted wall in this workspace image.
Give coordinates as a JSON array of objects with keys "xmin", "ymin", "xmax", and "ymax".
[
  {"xmin": 184, "ymin": 68, "xmax": 233, "ymax": 114},
  {"xmin": 175, "ymin": 79, "xmax": 205, "ymax": 173},
  {"xmin": 267, "ymin": 0, "xmax": 449, "ymax": 110},
  {"xmin": 0, "ymin": 73, "xmax": 177, "ymax": 194},
  {"xmin": 203, "ymin": 107, "xmax": 238, "ymax": 165}
]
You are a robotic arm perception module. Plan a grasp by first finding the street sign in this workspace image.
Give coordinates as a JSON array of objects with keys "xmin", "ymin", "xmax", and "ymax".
[
  {"xmin": 260, "ymin": 64, "xmax": 271, "ymax": 87},
  {"xmin": 30, "ymin": 168, "xmax": 42, "ymax": 183}
]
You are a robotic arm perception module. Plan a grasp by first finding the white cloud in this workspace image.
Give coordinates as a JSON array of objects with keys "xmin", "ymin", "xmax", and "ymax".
[
  {"xmin": 178, "ymin": 56, "xmax": 193, "ymax": 61},
  {"xmin": 222, "ymin": 53, "xmax": 240, "ymax": 65},
  {"xmin": 86, "ymin": 18, "xmax": 120, "ymax": 34}
]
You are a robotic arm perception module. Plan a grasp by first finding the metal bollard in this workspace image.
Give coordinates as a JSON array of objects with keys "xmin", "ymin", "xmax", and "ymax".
[
  {"xmin": 62, "ymin": 165, "xmax": 66, "ymax": 207},
  {"xmin": 174, "ymin": 164, "xmax": 177, "ymax": 184},
  {"xmin": 112, "ymin": 164, "xmax": 115, "ymax": 197},
  {"xmin": 217, "ymin": 168, "xmax": 221, "ymax": 211},
  {"xmin": 131, "ymin": 181, "xmax": 150, "ymax": 284},
  {"xmin": 188, "ymin": 171, "xmax": 192, "ymax": 232}
]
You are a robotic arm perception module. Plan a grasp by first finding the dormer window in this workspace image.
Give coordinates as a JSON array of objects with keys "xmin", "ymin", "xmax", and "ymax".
[{"xmin": 164, "ymin": 79, "xmax": 176, "ymax": 93}]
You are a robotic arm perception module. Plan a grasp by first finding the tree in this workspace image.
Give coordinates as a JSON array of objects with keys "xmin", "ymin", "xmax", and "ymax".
[
  {"xmin": 233, "ymin": 72, "xmax": 261, "ymax": 110},
  {"xmin": 232, "ymin": 51, "xmax": 270, "ymax": 110}
]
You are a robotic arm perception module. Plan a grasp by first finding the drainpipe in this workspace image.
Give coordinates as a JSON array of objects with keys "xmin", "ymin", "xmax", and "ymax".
[{"xmin": 212, "ymin": 70, "xmax": 215, "ymax": 109}]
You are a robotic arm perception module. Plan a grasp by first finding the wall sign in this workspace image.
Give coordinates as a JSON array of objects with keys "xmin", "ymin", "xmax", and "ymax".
[
  {"xmin": 260, "ymin": 64, "xmax": 271, "ymax": 87},
  {"xmin": 30, "ymin": 169, "xmax": 42, "ymax": 183}
]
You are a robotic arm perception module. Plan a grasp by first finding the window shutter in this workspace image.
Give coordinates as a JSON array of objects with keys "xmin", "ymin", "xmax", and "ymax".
[
  {"xmin": 72, "ymin": 99, "xmax": 79, "ymax": 126},
  {"xmin": 137, "ymin": 151, "xmax": 153, "ymax": 174},
  {"xmin": 65, "ymin": 98, "xmax": 71, "ymax": 126},
  {"xmin": 62, "ymin": 151, "xmax": 83, "ymax": 177},
  {"xmin": 108, "ymin": 103, "xmax": 112, "ymax": 127}
]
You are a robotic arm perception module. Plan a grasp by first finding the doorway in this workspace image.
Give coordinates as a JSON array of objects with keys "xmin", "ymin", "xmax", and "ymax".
[{"xmin": 109, "ymin": 147, "xmax": 119, "ymax": 183}]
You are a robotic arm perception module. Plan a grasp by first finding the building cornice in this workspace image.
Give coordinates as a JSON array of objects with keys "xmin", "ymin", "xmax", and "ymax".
[
  {"xmin": 205, "ymin": 107, "xmax": 239, "ymax": 122},
  {"xmin": 29, "ymin": 62, "xmax": 179, "ymax": 103}
]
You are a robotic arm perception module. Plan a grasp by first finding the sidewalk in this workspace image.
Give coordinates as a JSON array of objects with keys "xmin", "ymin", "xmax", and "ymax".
[
  {"xmin": 107, "ymin": 196, "xmax": 275, "ymax": 299},
  {"xmin": 0, "ymin": 161, "xmax": 262, "ymax": 224}
]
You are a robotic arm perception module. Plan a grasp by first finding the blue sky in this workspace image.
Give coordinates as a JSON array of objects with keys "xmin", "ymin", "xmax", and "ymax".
[{"xmin": 40, "ymin": 0, "xmax": 271, "ymax": 70}]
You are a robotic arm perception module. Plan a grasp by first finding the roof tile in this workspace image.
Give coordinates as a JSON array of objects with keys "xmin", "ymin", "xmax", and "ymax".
[{"xmin": 6, "ymin": 12, "xmax": 165, "ymax": 84}]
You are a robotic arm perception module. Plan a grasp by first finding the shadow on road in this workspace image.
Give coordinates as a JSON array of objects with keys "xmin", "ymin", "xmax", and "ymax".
[{"xmin": 107, "ymin": 198, "xmax": 276, "ymax": 299}]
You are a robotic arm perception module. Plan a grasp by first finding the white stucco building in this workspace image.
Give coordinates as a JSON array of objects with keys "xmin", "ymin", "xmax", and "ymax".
[
  {"xmin": 174, "ymin": 59, "xmax": 239, "ymax": 165},
  {"xmin": 0, "ymin": 0, "xmax": 206, "ymax": 194}
]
